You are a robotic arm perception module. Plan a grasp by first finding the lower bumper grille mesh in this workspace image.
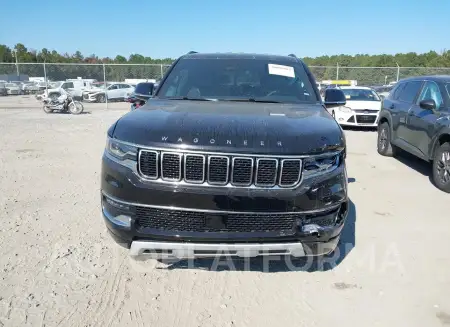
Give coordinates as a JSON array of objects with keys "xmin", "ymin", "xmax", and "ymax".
[{"xmin": 135, "ymin": 207, "xmax": 300, "ymax": 234}]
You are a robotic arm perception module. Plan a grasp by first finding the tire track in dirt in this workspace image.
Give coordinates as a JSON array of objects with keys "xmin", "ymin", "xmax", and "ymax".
[{"xmin": 78, "ymin": 255, "xmax": 127, "ymax": 327}]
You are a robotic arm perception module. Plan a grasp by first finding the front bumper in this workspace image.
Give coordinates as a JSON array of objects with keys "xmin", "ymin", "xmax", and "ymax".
[
  {"xmin": 335, "ymin": 110, "xmax": 379, "ymax": 127},
  {"xmin": 101, "ymin": 153, "xmax": 349, "ymax": 258},
  {"xmin": 83, "ymin": 93, "xmax": 100, "ymax": 102}
]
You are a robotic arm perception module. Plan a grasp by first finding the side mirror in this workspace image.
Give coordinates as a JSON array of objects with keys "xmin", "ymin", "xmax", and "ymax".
[
  {"xmin": 419, "ymin": 99, "xmax": 436, "ymax": 111},
  {"xmin": 379, "ymin": 95, "xmax": 385, "ymax": 101},
  {"xmin": 324, "ymin": 88, "xmax": 346, "ymax": 108}
]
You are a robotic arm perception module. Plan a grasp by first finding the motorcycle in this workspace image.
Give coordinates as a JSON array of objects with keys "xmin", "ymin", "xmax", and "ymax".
[{"xmin": 42, "ymin": 91, "xmax": 84, "ymax": 115}]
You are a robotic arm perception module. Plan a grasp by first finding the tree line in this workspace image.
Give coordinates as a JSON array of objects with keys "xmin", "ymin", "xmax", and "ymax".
[{"xmin": 1, "ymin": 43, "xmax": 450, "ymax": 85}]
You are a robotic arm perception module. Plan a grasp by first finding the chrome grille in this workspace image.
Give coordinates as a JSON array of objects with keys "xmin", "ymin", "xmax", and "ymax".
[
  {"xmin": 279, "ymin": 159, "xmax": 302, "ymax": 187},
  {"xmin": 208, "ymin": 156, "xmax": 229, "ymax": 185},
  {"xmin": 138, "ymin": 149, "xmax": 304, "ymax": 188},
  {"xmin": 161, "ymin": 153, "xmax": 182, "ymax": 181},
  {"xmin": 353, "ymin": 109, "xmax": 379, "ymax": 114},
  {"xmin": 139, "ymin": 150, "xmax": 158, "ymax": 178},
  {"xmin": 255, "ymin": 159, "xmax": 278, "ymax": 186},
  {"xmin": 184, "ymin": 154, "xmax": 205, "ymax": 183},
  {"xmin": 231, "ymin": 157, "xmax": 253, "ymax": 186}
]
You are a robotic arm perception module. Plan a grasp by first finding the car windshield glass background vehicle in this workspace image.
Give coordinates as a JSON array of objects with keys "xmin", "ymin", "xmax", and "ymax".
[
  {"xmin": 157, "ymin": 58, "xmax": 319, "ymax": 103},
  {"xmin": 417, "ymin": 81, "xmax": 444, "ymax": 109},
  {"xmin": 341, "ymin": 89, "xmax": 380, "ymax": 101}
]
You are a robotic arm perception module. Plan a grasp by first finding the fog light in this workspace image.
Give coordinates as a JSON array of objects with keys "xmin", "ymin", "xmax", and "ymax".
[
  {"xmin": 112, "ymin": 214, "xmax": 132, "ymax": 228},
  {"xmin": 103, "ymin": 207, "xmax": 132, "ymax": 229}
]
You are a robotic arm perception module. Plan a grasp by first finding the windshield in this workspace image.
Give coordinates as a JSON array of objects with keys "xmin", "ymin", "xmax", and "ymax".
[
  {"xmin": 341, "ymin": 88, "xmax": 381, "ymax": 101},
  {"xmin": 157, "ymin": 57, "xmax": 319, "ymax": 103}
]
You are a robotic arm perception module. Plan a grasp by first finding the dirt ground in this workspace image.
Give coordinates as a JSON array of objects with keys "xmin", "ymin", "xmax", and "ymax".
[{"xmin": 0, "ymin": 96, "xmax": 449, "ymax": 327}]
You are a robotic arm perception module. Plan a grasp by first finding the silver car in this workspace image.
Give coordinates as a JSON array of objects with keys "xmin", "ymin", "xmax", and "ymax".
[{"xmin": 5, "ymin": 83, "xmax": 21, "ymax": 95}]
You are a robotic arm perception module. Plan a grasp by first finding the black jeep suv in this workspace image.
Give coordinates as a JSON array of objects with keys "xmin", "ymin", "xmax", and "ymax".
[
  {"xmin": 377, "ymin": 76, "xmax": 450, "ymax": 192},
  {"xmin": 101, "ymin": 52, "xmax": 349, "ymax": 259}
]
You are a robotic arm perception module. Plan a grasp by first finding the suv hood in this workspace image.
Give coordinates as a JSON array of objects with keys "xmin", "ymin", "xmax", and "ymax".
[
  {"xmin": 112, "ymin": 99, "xmax": 345, "ymax": 155},
  {"xmin": 346, "ymin": 100, "xmax": 381, "ymax": 110}
]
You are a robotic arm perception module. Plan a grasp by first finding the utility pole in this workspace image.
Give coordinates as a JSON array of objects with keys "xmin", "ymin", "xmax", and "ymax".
[
  {"xmin": 395, "ymin": 62, "xmax": 400, "ymax": 82},
  {"xmin": 336, "ymin": 62, "xmax": 339, "ymax": 80},
  {"xmin": 43, "ymin": 58, "xmax": 48, "ymax": 95},
  {"xmin": 12, "ymin": 49, "xmax": 19, "ymax": 77}
]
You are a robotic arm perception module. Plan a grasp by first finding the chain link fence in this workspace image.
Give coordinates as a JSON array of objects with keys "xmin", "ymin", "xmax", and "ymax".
[
  {"xmin": 309, "ymin": 66, "xmax": 450, "ymax": 86},
  {"xmin": 0, "ymin": 62, "xmax": 450, "ymax": 109}
]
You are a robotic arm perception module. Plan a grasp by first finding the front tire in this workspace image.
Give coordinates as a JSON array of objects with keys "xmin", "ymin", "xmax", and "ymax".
[
  {"xmin": 432, "ymin": 143, "xmax": 450, "ymax": 193},
  {"xmin": 43, "ymin": 104, "xmax": 53, "ymax": 114},
  {"xmin": 377, "ymin": 122, "xmax": 397, "ymax": 156},
  {"xmin": 97, "ymin": 94, "xmax": 106, "ymax": 103},
  {"xmin": 68, "ymin": 101, "xmax": 84, "ymax": 115}
]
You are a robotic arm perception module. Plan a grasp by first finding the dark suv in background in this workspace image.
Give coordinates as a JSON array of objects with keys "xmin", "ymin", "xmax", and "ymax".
[
  {"xmin": 101, "ymin": 52, "xmax": 349, "ymax": 259},
  {"xmin": 377, "ymin": 76, "xmax": 450, "ymax": 192}
]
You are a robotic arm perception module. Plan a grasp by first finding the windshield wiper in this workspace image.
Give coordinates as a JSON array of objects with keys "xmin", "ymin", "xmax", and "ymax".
[
  {"xmin": 165, "ymin": 96, "xmax": 217, "ymax": 101},
  {"xmin": 219, "ymin": 98, "xmax": 282, "ymax": 103}
]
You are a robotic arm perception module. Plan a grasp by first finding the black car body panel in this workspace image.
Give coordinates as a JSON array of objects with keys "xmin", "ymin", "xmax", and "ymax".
[
  {"xmin": 101, "ymin": 52, "xmax": 349, "ymax": 257},
  {"xmin": 116, "ymin": 100, "xmax": 344, "ymax": 154}
]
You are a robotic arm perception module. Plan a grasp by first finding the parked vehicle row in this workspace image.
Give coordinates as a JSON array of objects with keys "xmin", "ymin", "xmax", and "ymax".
[{"xmin": 0, "ymin": 80, "xmax": 49, "ymax": 95}]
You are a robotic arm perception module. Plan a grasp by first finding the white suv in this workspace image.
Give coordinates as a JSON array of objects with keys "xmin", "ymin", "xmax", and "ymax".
[{"xmin": 83, "ymin": 82, "xmax": 135, "ymax": 103}]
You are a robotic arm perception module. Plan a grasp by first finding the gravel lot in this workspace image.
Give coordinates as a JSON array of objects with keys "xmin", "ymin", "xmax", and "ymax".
[{"xmin": 1, "ymin": 96, "xmax": 450, "ymax": 327}]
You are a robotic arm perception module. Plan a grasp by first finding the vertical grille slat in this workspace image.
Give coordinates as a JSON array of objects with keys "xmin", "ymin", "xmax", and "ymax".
[
  {"xmin": 255, "ymin": 159, "xmax": 278, "ymax": 186},
  {"xmin": 184, "ymin": 154, "xmax": 205, "ymax": 183},
  {"xmin": 138, "ymin": 149, "xmax": 306, "ymax": 188},
  {"xmin": 279, "ymin": 159, "xmax": 302, "ymax": 187},
  {"xmin": 208, "ymin": 156, "xmax": 229, "ymax": 185},
  {"xmin": 161, "ymin": 152, "xmax": 182, "ymax": 181},
  {"xmin": 231, "ymin": 157, "xmax": 253, "ymax": 186}
]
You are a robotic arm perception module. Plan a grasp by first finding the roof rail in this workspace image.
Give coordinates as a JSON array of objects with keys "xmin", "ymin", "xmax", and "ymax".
[
  {"xmin": 288, "ymin": 54, "xmax": 297, "ymax": 58},
  {"xmin": 187, "ymin": 51, "xmax": 198, "ymax": 54}
]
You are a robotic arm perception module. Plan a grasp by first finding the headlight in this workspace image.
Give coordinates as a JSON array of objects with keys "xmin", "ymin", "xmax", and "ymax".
[
  {"xmin": 303, "ymin": 152, "xmax": 341, "ymax": 178},
  {"xmin": 338, "ymin": 106, "xmax": 352, "ymax": 113},
  {"xmin": 105, "ymin": 138, "xmax": 137, "ymax": 161}
]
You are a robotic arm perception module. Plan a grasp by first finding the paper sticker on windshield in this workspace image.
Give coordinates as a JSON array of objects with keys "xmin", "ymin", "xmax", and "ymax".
[
  {"xmin": 268, "ymin": 64, "xmax": 295, "ymax": 78},
  {"xmin": 345, "ymin": 95, "xmax": 351, "ymax": 99}
]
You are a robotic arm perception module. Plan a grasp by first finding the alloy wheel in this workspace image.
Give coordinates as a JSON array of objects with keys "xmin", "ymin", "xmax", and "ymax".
[
  {"xmin": 378, "ymin": 128, "xmax": 387, "ymax": 151},
  {"xmin": 436, "ymin": 151, "xmax": 450, "ymax": 184}
]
